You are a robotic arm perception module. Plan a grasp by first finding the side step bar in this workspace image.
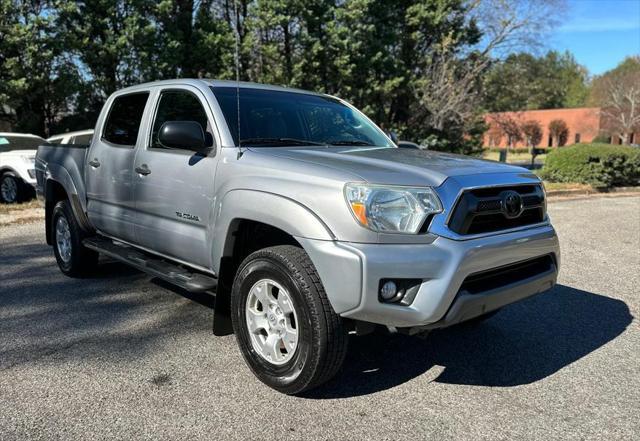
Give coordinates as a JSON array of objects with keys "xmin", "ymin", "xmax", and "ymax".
[{"xmin": 83, "ymin": 237, "xmax": 218, "ymax": 293}]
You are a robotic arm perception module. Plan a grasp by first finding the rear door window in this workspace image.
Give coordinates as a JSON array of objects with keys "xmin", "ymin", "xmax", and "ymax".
[{"xmin": 103, "ymin": 93, "xmax": 149, "ymax": 146}]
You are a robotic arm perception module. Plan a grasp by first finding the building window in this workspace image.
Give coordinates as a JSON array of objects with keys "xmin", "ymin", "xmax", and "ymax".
[
  {"xmin": 548, "ymin": 135, "xmax": 553, "ymax": 147},
  {"xmin": 574, "ymin": 133, "xmax": 581, "ymax": 144},
  {"xmin": 630, "ymin": 133, "xmax": 635, "ymax": 144}
]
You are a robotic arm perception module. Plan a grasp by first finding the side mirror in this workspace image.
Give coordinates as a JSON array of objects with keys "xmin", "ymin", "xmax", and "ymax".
[{"xmin": 158, "ymin": 121, "xmax": 207, "ymax": 151}]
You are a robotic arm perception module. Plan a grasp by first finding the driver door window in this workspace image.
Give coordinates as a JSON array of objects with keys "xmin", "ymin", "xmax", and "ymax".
[{"xmin": 150, "ymin": 90, "xmax": 213, "ymax": 149}]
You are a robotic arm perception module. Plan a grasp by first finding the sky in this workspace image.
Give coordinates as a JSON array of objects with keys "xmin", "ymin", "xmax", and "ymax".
[{"xmin": 550, "ymin": 0, "xmax": 640, "ymax": 75}]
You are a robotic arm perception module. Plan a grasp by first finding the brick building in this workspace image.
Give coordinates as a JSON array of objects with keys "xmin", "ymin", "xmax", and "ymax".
[{"xmin": 483, "ymin": 107, "xmax": 639, "ymax": 148}]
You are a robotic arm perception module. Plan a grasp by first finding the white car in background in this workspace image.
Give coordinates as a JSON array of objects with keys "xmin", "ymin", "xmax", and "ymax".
[
  {"xmin": 47, "ymin": 129, "xmax": 94, "ymax": 145},
  {"xmin": 0, "ymin": 132, "xmax": 45, "ymax": 203}
]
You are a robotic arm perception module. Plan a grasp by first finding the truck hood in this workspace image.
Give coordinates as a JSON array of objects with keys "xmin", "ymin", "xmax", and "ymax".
[{"xmin": 250, "ymin": 146, "xmax": 528, "ymax": 187}]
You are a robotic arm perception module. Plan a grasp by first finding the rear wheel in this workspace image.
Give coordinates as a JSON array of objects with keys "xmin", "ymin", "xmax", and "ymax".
[
  {"xmin": 231, "ymin": 245, "xmax": 348, "ymax": 394},
  {"xmin": 51, "ymin": 200, "xmax": 98, "ymax": 277},
  {"xmin": 0, "ymin": 172, "xmax": 25, "ymax": 203}
]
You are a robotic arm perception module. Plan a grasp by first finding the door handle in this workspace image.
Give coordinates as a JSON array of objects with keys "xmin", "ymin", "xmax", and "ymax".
[
  {"xmin": 135, "ymin": 164, "xmax": 151, "ymax": 176},
  {"xmin": 89, "ymin": 158, "xmax": 100, "ymax": 168}
]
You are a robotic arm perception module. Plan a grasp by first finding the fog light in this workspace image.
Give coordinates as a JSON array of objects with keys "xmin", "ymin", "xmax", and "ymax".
[{"xmin": 380, "ymin": 281, "xmax": 398, "ymax": 301}]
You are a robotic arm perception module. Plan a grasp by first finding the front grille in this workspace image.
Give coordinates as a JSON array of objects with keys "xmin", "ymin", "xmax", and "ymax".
[
  {"xmin": 448, "ymin": 184, "xmax": 545, "ymax": 235},
  {"xmin": 459, "ymin": 255, "xmax": 554, "ymax": 294}
]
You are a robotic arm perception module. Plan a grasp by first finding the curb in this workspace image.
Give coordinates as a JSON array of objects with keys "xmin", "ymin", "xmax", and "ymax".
[{"xmin": 547, "ymin": 186, "xmax": 640, "ymax": 200}]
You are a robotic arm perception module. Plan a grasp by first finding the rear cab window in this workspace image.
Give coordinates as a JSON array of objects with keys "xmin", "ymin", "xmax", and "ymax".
[
  {"xmin": 102, "ymin": 92, "xmax": 149, "ymax": 147},
  {"xmin": 71, "ymin": 134, "xmax": 93, "ymax": 145}
]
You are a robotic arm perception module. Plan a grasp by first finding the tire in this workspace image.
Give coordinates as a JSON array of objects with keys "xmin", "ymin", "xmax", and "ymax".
[
  {"xmin": 231, "ymin": 245, "xmax": 348, "ymax": 394},
  {"xmin": 51, "ymin": 200, "xmax": 98, "ymax": 277},
  {"xmin": 0, "ymin": 172, "xmax": 25, "ymax": 204}
]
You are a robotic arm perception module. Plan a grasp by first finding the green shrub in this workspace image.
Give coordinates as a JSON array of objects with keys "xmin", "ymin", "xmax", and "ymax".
[
  {"xmin": 539, "ymin": 143, "xmax": 640, "ymax": 188},
  {"xmin": 591, "ymin": 135, "xmax": 611, "ymax": 144}
]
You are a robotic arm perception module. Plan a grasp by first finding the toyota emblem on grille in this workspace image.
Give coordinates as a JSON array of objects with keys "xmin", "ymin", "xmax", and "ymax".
[{"xmin": 502, "ymin": 191, "xmax": 524, "ymax": 218}]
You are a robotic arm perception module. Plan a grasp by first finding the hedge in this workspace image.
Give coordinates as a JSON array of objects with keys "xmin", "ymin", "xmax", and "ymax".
[{"xmin": 539, "ymin": 143, "xmax": 640, "ymax": 188}]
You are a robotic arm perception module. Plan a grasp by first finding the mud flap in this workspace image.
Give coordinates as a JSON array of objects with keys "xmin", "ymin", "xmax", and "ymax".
[{"xmin": 213, "ymin": 287, "xmax": 234, "ymax": 336}]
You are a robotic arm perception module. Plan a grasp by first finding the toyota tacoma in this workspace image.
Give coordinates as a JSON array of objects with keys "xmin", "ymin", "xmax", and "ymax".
[{"xmin": 35, "ymin": 79, "xmax": 559, "ymax": 394}]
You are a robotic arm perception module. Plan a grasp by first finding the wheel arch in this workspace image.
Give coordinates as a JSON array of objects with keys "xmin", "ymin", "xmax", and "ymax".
[
  {"xmin": 211, "ymin": 189, "xmax": 334, "ymax": 273},
  {"xmin": 0, "ymin": 166, "xmax": 21, "ymax": 177},
  {"xmin": 44, "ymin": 177, "xmax": 93, "ymax": 245},
  {"xmin": 211, "ymin": 190, "xmax": 335, "ymax": 335},
  {"xmin": 0, "ymin": 166, "xmax": 30, "ymax": 185}
]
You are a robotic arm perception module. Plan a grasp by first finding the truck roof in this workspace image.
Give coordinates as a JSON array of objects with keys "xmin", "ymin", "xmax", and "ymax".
[{"xmin": 115, "ymin": 78, "xmax": 326, "ymax": 97}]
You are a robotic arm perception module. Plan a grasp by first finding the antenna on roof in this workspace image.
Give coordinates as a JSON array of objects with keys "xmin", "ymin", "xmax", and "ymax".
[{"xmin": 233, "ymin": 0, "xmax": 243, "ymax": 159}]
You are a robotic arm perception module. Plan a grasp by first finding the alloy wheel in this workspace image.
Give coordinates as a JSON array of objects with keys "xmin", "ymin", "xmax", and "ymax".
[{"xmin": 245, "ymin": 279, "xmax": 299, "ymax": 365}]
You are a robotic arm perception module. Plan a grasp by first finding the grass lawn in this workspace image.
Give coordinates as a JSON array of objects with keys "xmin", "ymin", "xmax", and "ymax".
[
  {"xmin": 543, "ymin": 182, "xmax": 593, "ymax": 192},
  {"xmin": 0, "ymin": 199, "xmax": 40, "ymax": 215},
  {"xmin": 482, "ymin": 150, "xmax": 546, "ymax": 164}
]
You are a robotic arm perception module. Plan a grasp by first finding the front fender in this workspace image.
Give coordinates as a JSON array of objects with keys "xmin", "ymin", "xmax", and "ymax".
[{"xmin": 211, "ymin": 189, "xmax": 335, "ymax": 273}]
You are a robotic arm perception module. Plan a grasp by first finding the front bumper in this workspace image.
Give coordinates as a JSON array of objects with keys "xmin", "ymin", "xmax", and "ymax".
[{"xmin": 298, "ymin": 224, "xmax": 560, "ymax": 328}]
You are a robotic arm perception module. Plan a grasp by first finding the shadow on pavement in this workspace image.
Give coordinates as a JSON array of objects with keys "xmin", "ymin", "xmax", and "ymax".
[
  {"xmin": 1, "ymin": 236, "xmax": 632, "ymax": 398},
  {"xmin": 0, "ymin": 238, "xmax": 218, "ymax": 370},
  {"xmin": 305, "ymin": 284, "xmax": 632, "ymax": 399}
]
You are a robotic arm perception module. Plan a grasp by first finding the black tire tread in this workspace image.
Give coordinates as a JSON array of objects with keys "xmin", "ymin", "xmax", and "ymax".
[
  {"xmin": 52, "ymin": 200, "xmax": 98, "ymax": 277},
  {"xmin": 0, "ymin": 172, "xmax": 26, "ymax": 203},
  {"xmin": 233, "ymin": 245, "xmax": 348, "ymax": 393}
]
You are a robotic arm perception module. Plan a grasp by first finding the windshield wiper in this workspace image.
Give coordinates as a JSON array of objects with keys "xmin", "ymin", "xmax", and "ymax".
[
  {"xmin": 329, "ymin": 140, "xmax": 374, "ymax": 146},
  {"xmin": 239, "ymin": 137, "xmax": 325, "ymax": 146}
]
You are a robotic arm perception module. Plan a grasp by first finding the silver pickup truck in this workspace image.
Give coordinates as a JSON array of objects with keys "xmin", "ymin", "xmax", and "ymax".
[{"xmin": 36, "ymin": 79, "xmax": 559, "ymax": 394}]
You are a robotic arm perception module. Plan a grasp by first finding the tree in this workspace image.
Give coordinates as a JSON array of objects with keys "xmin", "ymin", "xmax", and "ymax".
[
  {"xmin": 482, "ymin": 50, "xmax": 589, "ymax": 112},
  {"xmin": 409, "ymin": 0, "xmax": 567, "ymax": 154},
  {"xmin": 489, "ymin": 113, "xmax": 522, "ymax": 149},
  {"xmin": 0, "ymin": 0, "xmax": 85, "ymax": 135},
  {"xmin": 549, "ymin": 119, "xmax": 568, "ymax": 147},
  {"xmin": 1, "ymin": 0, "xmax": 570, "ymax": 149},
  {"xmin": 486, "ymin": 124, "xmax": 503, "ymax": 147},
  {"xmin": 590, "ymin": 56, "xmax": 640, "ymax": 145},
  {"xmin": 521, "ymin": 120, "xmax": 542, "ymax": 147}
]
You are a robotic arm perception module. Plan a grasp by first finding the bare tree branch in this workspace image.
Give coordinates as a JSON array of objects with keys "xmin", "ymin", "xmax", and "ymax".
[
  {"xmin": 600, "ymin": 77, "xmax": 640, "ymax": 144},
  {"xmin": 411, "ymin": 0, "xmax": 567, "ymax": 142}
]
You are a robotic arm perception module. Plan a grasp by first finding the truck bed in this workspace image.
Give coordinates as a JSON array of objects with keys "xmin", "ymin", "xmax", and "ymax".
[{"xmin": 35, "ymin": 142, "xmax": 90, "ymax": 198}]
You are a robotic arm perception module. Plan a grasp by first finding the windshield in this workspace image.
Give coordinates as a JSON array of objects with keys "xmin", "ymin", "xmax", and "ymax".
[
  {"xmin": 211, "ymin": 87, "xmax": 392, "ymax": 147},
  {"xmin": 0, "ymin": 135, "xmax": 44, "ymax": 152}
]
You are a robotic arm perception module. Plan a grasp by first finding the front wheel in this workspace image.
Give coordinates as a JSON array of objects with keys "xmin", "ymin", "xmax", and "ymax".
[{"xmin": 231, "ymin": 245, "xmax": 348, "ymax": 394}]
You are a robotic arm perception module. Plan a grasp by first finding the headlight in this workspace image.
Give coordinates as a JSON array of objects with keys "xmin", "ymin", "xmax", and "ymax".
[
  {"xmin": 21, "ymin": 155, "xmax": 35, "ymax": 164},
  {"xmin": 344, "ymin": 183, "xmax": 443, "ymax": 234}
]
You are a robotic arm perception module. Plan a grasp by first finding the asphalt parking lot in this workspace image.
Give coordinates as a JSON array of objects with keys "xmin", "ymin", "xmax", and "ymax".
[{"xmin": 1, "ymin": 196, "xmax": 638, "ymax": 440}]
